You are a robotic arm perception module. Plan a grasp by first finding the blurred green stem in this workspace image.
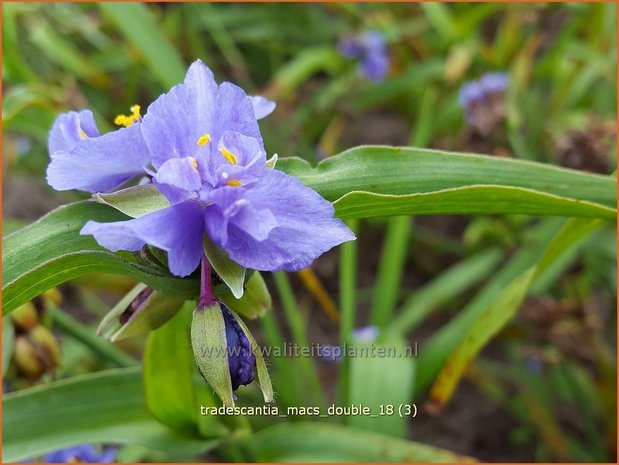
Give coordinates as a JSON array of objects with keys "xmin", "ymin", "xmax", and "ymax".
[
  {"xmin": 273, "ymin": 271, "xmax": 326, "ymax": 409},
  {"xmin": 49, "ymin": 304, "xmax": 136, "ymax": 368}
]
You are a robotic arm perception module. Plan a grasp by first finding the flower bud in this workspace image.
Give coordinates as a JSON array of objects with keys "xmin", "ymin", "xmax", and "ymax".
[
  {"xmin": 221, "ymin": 304, "xmax": 256, "ymax": 390},
  {"xmin": 98, "ymin": 284, "xmax": 184, "ymax": 341},
  {"xmin": 11, "ymin": 302, "xmax": 39, "ymax": 332},
  {"xmin": 14, "ymin": 336, "xmax": 45, "ymax": 379},
  {"xmin": 29, "ymin": 326, "xmax": 61, "ymax": 368},
  {"xmin": 191, "ymin": 301, "xmax": 264, "ymax": 406}
]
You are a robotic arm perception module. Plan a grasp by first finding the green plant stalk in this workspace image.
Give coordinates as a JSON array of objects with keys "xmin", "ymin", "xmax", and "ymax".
[
  {"xmin": 273, "ymin": 271, "xmax": 326, "ymax": 409},
  {"xmin": 337, "ymin": 219, "xmax": 359, "ymax": 407},
  {"xmin": 49, "ymin": 304, "xmax": 136, "ymax": 368},
  {"xmin": 369, "ymin": 217, "xmax": 412, "ymax": 328},
  {"xmin": 339, "ymin": 219, "xmax": 359, "ymax": 341},
  {"xmin": 259, "ymin": 311, "xmax": 300, "ymax": 407}
]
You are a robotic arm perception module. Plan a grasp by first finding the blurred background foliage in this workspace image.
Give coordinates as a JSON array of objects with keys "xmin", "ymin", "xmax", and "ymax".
[{"xmin": 2, "ymin": 2, "xmax": 617, "ymax": 463}]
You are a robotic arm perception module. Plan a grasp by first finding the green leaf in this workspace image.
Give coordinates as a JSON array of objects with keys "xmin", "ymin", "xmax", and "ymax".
[
  {"xmin": 3, "ymin": 368, "xmax": 218, "ymax": 462},
  {"xmin": 428, "ymin": 267, "xmax": 536, "ymax": 408},
  {"xmin": 98, "ymin": 3, "xmax": 186, "ymax": 89},
  {"xmin": 191, "ymin": 302, "xmax": 234, "ymax": 407},
  {"xmin": 219, "ymin": 271, "xmax": 272, "ymax": 319},
  {"xmin": 95, "ymin": 184, "xmax": 170, "ymax": 219},
  {"xmin": 2, "ymin": 317, "xmax": 14, "ymax": 376},
  {"xmin": 333, "ymin": 185, "xmax": 616, "ymax": 220},
  {"xmin": 277, "ymin": 146, "xmax": 616, "ymax": 218},
  {"xmin": 389, "ymin": 248, "xmax": 503, "ymax": 334},
  {"xmin": 347, "ymin": 333, "xmax": 415, "ymax": 438},
  {"xmin": 2, "ymin": 201, "xmax": 199, "ymax": 316},
  {"xmin": 204, "ymin": 235, "xmax": 246, "ymax": 299},
  {"xmin": 144, "ymin": 303, "xmax": 198, "ymax": 433},
  {"xmin": 234, "ymin": 422, "xmax": 476, "ymax": 462}
]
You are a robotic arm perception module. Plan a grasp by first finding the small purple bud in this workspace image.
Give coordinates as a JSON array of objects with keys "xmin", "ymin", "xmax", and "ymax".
[{"xmin": 221, "ymin": 303, "xmax": 256, "ymax": 390}]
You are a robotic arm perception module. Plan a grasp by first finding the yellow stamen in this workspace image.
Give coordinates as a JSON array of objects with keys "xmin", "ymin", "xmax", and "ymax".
[
  {"xmin": 221, "ymin": 147, "xmax": 238, "ymax": 165},
  {"xmin": 197, "ymin": 134, "xmax": 211, "ymax": 146},
  {"xmin": 78, "ymin": 128, "xmax": 88, "ymax": 139},
  {"xmin": 227, "ymin": 179, "xmax": 242, "ymax": 187},
  {"xmin": 114, "ymin": 104, "xmax": 141, "ymax": 127},
  {"xmin": 190, "ymin": 157, "xmax": 198, "ymax": 169}
]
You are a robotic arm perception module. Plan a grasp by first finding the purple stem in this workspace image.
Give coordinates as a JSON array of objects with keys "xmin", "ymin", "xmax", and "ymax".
[{"xmin": 199, "ymin": 255, "xmax": 216, "ymax": 307}]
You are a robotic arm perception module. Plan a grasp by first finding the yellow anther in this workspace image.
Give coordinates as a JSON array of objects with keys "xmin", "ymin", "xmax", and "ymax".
[
  {"xmin": 221, "ymin": 147, "xmax": 238, "ymax": 165},
  {"xmin": 197, "ymin": 134, "xmax": 211, "ymax": 146},
  {"xmin": 78, "ymin": 128, "xmax": 88, "ymax": 139},
  {"xmin": 114, "ymin": 104, "xmax": 141, "ymax": 127},
  {"xmin": 227, "ymin": 179, "xmax": 242, "ymax": 187},
  {"xmin": 190, "ymin": 157, "xmax": 198, "ymax": 169}
]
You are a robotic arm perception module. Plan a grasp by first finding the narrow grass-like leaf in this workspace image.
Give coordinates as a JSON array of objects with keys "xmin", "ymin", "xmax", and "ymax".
[
  {"xmin": 428, "ymin": 267, "xmax": 536, "ymax": 408},
  {"xmin": 98, "ymin": 3, "xmax": 186, "ymax": 88},
  {"xmin": 333, "ymin": 185, "xmax": 616, "ymax": 220},
  {"xmin": 370, "ymin": 216, "xmax": 412, "ymax": 327},
  {"xmin": 233, "ymin": 422, "xmax": 476, "ymax": 462},
  {"xmin": 347, "ymin": 334, "xmax": 415, "ymax": 438},
  {"xmin": 2, "ymin": 318, "xmax": 15, "ymax": 376},
  {"xmin": 273, "ymin": 271, "xmax": 325, "ymax": 408},
  {"xmin": 278, "ymin": 146, "xmax": 616, "ymax": 212},
  {"xmin": 2, "ymin": 202, "xmax": 199, "ymax": 315},
  {"xmin": 3, "ymin": 368, "xmax": 218, "ymax": 462},
  {"xmin": 389, "ymin": 248, "xmax": 503, "ymax": 334}
]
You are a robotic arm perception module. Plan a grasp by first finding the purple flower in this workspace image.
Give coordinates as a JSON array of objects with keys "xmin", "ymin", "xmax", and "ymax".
[
  {"xmin": 48, "ymin": 60, "xmax": 355, "ymax": 277},
  {"xmin": 479, "ymin": 72, "xmax": 509, "ymax": 94},
  {"xmin": 458, "ymin": 72, "xmax": 509, "ymax": 122},
  {"xmin": 338, "ymin": 31, "xmax": 389, "ymax": 82},
  {"xmin": 42, "ymin": 444, "xmax": 116, "ymax": 463}
]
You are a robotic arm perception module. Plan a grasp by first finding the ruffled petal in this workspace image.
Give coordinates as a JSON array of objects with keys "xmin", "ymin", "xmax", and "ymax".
[
  {"xmin": 47, "ymin": 123, "xmax": 150, "ymax": 193},
  {"xmin": 205, "ymin": 187, "xmax": 277, "ymax": 247},
  {"xmin": 81, "ymin": 201, "xmax": 206, "ymax": 276},
  {"xmin": 205, "ymin": 170, "xmax": 355, "ymax": 271},
  {"xmin": 154, "ymin": 157, "xmax": 202, "ymax": 192},
  {"xmin": 141, "ymin": 60, "xmax": 218, "ymax": 168},
  {"xmin": 249, "ymin": 96, "xmax": 276, "ymax": 119},
  {"xmin": 48, "ymin": 109, "xmax": 100, "ymax": 155}
]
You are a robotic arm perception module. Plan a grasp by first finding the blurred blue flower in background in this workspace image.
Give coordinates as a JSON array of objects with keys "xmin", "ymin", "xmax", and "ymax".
[
  {"xmin": 338, "ymin": 31, "xmax": 390, "ymax": 82},
  {"xmin": 42, "ymin": 444, "xmax": 117, "ymax": 463},
  {"xmin": 458, "ymin": 72, "xmax": 509, "ymax": 130}
]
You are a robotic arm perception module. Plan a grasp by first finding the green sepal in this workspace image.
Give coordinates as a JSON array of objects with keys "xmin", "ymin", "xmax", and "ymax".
[
  {"xmin": 203, "ymin": 235, "xmax": 246, "ymax": 299},
  {"xmin": 219, "ymin": 271, "xmax": 272, "ymax": 319},
  {"xmin": 94, "ymin": 184, "xmax": 170, "ymax": 218},
  {"xmin": 191, "ymin": 302, "xmax": 235, "ymax": 407},
  {"xmin": 230, "ymin": 311, "xmax": 274, "ymax": 403},
  {"xmin": 265, "ymin": 153, "xmax": 278, "ymax": 169},
  {"xmin": 97, "ymin": 283, "xmax": 184, "ymax": 341}
]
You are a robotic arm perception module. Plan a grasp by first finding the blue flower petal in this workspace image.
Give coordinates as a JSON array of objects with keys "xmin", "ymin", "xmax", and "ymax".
[
  {"xmin": 48, "ymin": 110, "xmax": 100, "ymax": 155},
  {"xmin": 141, "ymin": 60, "xmax": 218, "ymax": 169},
  {"xmin": 154, "ymin": 157, "xmax": 202, "ymax": 192},
  {"xmin": 82, "ymin": 201, "xmax": 205, "ymax": 276},
  {"xmin": 249, "ymin": 96, "xmax": 276, "ymax": 119},
  {"xmin": 47, "ymin": 123, "xmax": 149, "ymax": 193},
  {"xmin": 205, "ymin": 169, "xmax": 355, "ymax": 271}
]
